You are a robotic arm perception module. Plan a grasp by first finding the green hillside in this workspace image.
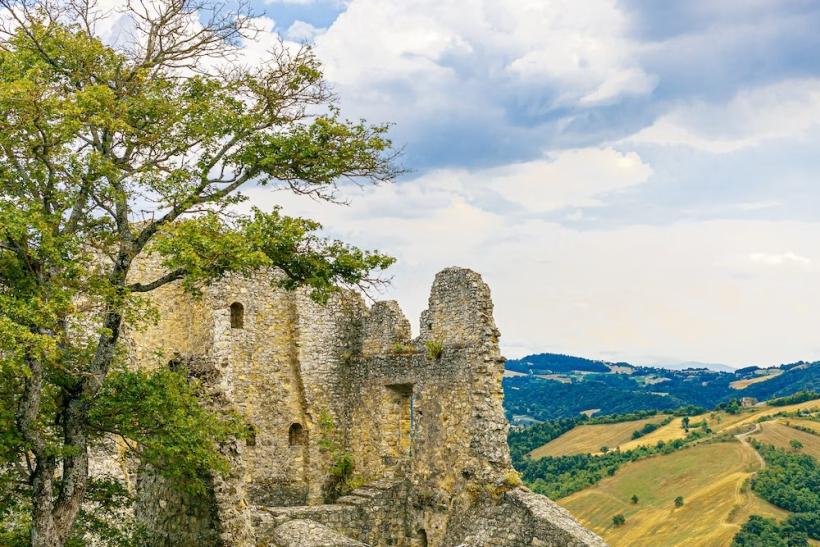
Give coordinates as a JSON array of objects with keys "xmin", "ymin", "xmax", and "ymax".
[
  {"xmin": 503, "ymin": 353, "xmax": 819, "ymax": 423},
  {"xmin": 508, "ymin": 397, "xmax": 820, "ymax": 546}
]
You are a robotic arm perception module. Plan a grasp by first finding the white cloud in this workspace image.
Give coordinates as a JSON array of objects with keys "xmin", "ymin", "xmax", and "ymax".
[
  {"xmin": 286, "ymin": 20, "xmax": 324, "ymax": 42},
  {"xmin": 242, "ymin": 140, "xmax": 820, "ymax": 368},
  {"xmin": 482, "ymin": 148, "xmax": 652, "ymax": 211},
  {"xmin": 246, "ymin": 170, "xmax": 820, "ymax": 367},
  {"xmin": 311, "ymin": 0, "xmax": 655, "ymax": 125},
  {"xmin": 748, "ymin": 251, "xmax": 812, "ymax": 266},
  {"xmin": 626, "ymin": 79, "xmax": 820, "ymax": 152},
  {"xmin": 24, "ymin": 0, "xmax": 820, "ymax": 367},
  {"xmin": 733, "ymin": 201, "xmax": 781, "ymax": 211}
]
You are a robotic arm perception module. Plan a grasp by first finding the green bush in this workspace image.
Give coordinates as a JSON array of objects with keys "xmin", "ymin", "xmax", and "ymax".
[{"xmin": 425, "ymin": 339, "xmax": 444, "ymax": 360}]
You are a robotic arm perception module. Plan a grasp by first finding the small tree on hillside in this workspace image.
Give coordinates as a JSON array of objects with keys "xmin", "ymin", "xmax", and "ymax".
[
  {"xmin": 675, "ymin": 496, "xmax": 685, "ymax": 508},
  {"xmin": 612, "ymin": 514, "xmax": 626, "ymax": 527},
  {"xmin": 0, "ymin": 0, "xmax": 400, "ymax": 545},
  {"xmin": 790, "ymin": 439, "xmax": 803, "ymax": 451},
  {"xmin": 631, "ymin": 494, "xmax": 639, "ymax": 504}
]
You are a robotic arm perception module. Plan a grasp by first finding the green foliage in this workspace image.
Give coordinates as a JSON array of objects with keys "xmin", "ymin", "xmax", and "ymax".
[
  {"xmin": 787, "ymin": 513, "xmax": 820, "ymax": 541},
  {"xmin": 88, "ymin": 368, "xmax": 245, "ymax": 493},
  {"xmin": 790, "ymin": 439, "xmax": 804, "ymax": 451},
  {"xmin": 390, "ymin": 342, "xmax": 417, "ymax": 355},
  {"xmin": 0, "ymin": 1, "xmax": 400, "ymax": 542},
  {"xmin": 750, "ymin": 441, "xmax": 820, "ymax": 539},
  {"xmin": 507, "ymin": 417, "xmax": 579, "ymax": 463},
  {"xmin": 516, "ymin": 437, "xmax": 696, "ymax": 499},
  {"xmin": 718, "ymin": 399, "xmax": 743, "ymax": 415},
  {"xmin": 631, "ymin": 494, "xmax": 639, "ymax": 504},
  {"xmin": 612, "ymin": 514, "xmax": 626, "ymax": 527},
  {"xmin": 732, "ymin": 516, "xmax": 808, "ymax": 547},
  {"xmin": 504, "ymin": 352, "xmax": 819, "ymax": 422},
  {"xmin": 508, "ymin": 408, "xmax": 716, "ymax": 498},
  {"xmin": 425, "ymin": 339, "xmax": 444, "ymax": 360},
  {"xmin": 505, "ymin": 353, "xmax": 611, "ymax": 374},
  {"xmin": 316, "ymin": 409, "xmax": 363, "ymax": 501},
  {"xmin": 150, "ymin": 208, "xmax": 395, "ymax": 302},
  {"xmin": 769, "ymin": 391, "xmax": 820, "ymax": 407},
  {"xmin": 631, "ymin": 416, "xmax": 673, "ymax": 440},
  {"xmin": 674, "ymin": 496, "xmax": 684, "ymax": 507},
  {"xmin": 0, "ymin": 474, "xmax": 142, "ymax": 546}
]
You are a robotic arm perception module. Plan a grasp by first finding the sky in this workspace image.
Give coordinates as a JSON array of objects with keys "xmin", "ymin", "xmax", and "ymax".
[{"xmin": 107, "ymin": 0, "xmax": 820, "ymax": 367}]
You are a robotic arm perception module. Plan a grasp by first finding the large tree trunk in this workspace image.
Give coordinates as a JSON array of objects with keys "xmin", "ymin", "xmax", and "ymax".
[
  {"xmin": 29, "ymin": 396, "xmax": 91, "ymax": 546},
  {"xmin": 30, "ymin": 458, "xmax": 59, "ymax": 547}
]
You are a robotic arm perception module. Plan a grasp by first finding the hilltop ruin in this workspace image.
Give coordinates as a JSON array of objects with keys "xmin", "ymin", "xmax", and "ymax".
[{"xmin": 99, "ymin": 261, "xmax": 604, "ymax": 546}]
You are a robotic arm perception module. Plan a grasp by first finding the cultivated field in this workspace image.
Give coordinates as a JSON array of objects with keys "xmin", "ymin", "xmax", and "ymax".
[
  {"xmin": 615, "ymin": 399, "xmax": 820, "ymax": 453},
  {"xmin": 529, "ymin": 416, "xmax": 668, "ymax": 458},
  {"xmin": 749, "ymin": 420, "xmax": 820, "ymax": 459},
  {"xmin": 784, "ymin": 418, "xmax": 820, "ymax": 434},
  {"xmin": 529, "ymin": 399, "xmax": 820, "ymax": 459},
  {"xmin": 729, "ymin": 369, "xmax": 783, "ymax": 390},
  {"xmin": 614, "ymin": 415, "xmax": 703, "ymax": 452},
  {"xmin": 559, "ymin": 441, "xmax": 787, "ymax": 547}
]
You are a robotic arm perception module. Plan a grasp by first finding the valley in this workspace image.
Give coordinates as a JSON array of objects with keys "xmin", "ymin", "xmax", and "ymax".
[{"xmin": 504, "ymin": 355, "xmax": 820, "ymax": 546}]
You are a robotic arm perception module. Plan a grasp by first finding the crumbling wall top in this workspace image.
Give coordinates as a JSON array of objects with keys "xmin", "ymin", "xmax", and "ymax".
[
  {"xmin": 362, "ymin": 300, "xmax": 412, "ymax": 355},
  {"xmin": 419, "ymin": 267, "xmax": 499, "ymax": 347}
]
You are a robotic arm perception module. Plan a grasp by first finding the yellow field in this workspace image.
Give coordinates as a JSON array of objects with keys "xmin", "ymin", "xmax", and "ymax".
[
  {"xmin": 729, "ymin": 370, "xmax": 782, "ymax": 390},
  {"xmin": 615, "ymin": 399, "xmax": 820, "ymax": 452},
  {"xmin": 529, "ymin": 416, "xmax": 668, "ymax": 458},
  {"xmin": 726, "ymin": 400, "xmax": 820, "ymax": 431},
  {"xmin": 615, "ymin": 415, "xmax": 703, "ymax": 452},
  {"xmin": 530, "ymin": 399, "xmax": 820, "ymax": 458},
  {"xmin": 783, "ymin": 418, "xmax": 820, "ymax": 433},
  {"xmin": 559, "ymin": 442, "xmax": 787, "ymax": 547},
  {"xmin": 749, "ymin": 420, "xmax": 820, "ymax": 459}
]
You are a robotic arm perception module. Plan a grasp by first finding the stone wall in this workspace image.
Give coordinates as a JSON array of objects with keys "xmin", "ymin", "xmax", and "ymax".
[{"xmin": 108, "ymin": 263, "xmax": 604, "ymax": 546}]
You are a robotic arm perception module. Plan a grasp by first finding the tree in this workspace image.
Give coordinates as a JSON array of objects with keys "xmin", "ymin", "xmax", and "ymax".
[
  {"xmin": 790, "ymin": 439, "xmax": 803, "ymax": 451},
  {"xmin": 682, "ymin": 416, "xmax": 690, "ymax": 432},
  {"xmin": 733, "ymin": 515, "xmax": 808, "ymax": 547},
  {"xmin": 612, "ymin": 514, "xmax": 626, "ymax": 527},
  {"xmin": 674, "ymin": 496, "xmax": 684, "ymax": 507},
  {"xmin": 631, "ymin": 494, "xmax": 639, "ymax": 504},
  {"xmin": 0, "ymin": 0, "xmax": 400, "ymax": 544}
]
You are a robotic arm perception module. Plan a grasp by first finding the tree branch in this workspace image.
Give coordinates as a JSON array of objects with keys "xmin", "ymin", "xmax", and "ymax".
[{"xmin": 127, "ymin": 268, "xmax": 186, "ymax": 292}]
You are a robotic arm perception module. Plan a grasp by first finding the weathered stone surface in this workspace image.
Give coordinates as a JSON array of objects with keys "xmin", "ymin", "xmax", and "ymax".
[
  {"xmin": 271, "ymin": 519, "xmax": 365, "ymax": 546},
  {"xmin": 95, "ymin": 262, "xmax": 605, "ymax": 546}
]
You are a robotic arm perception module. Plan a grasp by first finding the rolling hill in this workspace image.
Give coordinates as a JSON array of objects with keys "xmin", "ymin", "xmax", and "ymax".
[
  {"xmin": 509, "ymin": 396, "xmax": 820, "ymax": 546},
  {"xmin": 560, "ymin": 442, "xmax": 788, "ymax": 547},
  {"xmin": 503, "ymin": 352, "xmax": 819, "ymax": 423}
]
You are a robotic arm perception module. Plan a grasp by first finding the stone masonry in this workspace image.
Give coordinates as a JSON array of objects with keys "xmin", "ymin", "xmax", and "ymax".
[{"xmin": 113, "ymin": 261, "xmax": 605, "ymax": 546}]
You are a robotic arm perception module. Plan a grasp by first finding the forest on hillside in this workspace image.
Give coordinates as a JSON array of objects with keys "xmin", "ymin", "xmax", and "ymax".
[{"xmin": 503, "ymin": 354, "xmax": 819, "ymax": 422}]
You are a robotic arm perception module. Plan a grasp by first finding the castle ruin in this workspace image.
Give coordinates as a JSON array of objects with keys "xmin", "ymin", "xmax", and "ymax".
[{"xmin": 108, "ymin": 261, "xmax": 604, "ymax": 546}]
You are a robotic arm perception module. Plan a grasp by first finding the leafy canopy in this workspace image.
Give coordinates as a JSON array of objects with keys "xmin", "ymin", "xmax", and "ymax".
[{"xmin": 0, "ymin": 0, "xmax": 400, "ymax": 543}]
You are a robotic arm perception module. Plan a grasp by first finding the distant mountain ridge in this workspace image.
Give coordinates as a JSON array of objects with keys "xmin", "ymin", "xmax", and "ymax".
[
  {"xmin": 503, "ymin": 352, "xmax": 819, "ymax": 423},
  {"xmin": 648, "ymin": 360, "xmax": 736, "ymax": 372}
]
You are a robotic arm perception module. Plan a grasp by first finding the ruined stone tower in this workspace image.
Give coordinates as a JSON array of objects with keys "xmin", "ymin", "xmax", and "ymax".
[{"xmin": 114, "ymin": 262, "xmax": 604, "ymax": 546}]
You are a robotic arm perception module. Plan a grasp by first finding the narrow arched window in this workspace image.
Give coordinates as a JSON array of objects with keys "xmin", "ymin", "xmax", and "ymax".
[
  {"xmin": 230, "ymin": 302, "xmax": 244, "ymax": 329},
  {"xmin": 289, "ymin": 423, "xmax": 306, "ymax": 446}
]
